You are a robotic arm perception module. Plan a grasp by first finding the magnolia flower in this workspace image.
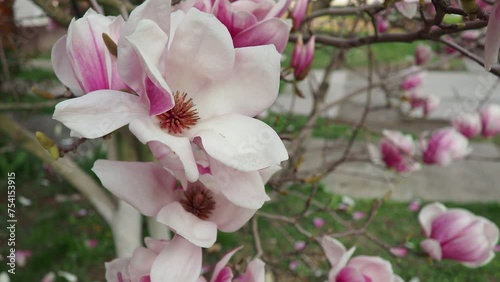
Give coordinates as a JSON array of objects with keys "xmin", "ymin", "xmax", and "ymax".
[
  {"xmin": 389, "ymin": 247, "xmax": 408, "ymax": 257},
  {"xmin": 377, "ymin": 17, "xmax": 389, "ymax": 33},
  {"xmin": 408, "ymin": 92, "xmax": 440, "ymax": 116},
  {"xmin": 291, "ymin": 35, "xmax": 315, "ymax": 80},
  {"xmin": 484, "ymin": 0, "xmax": 500, "ymax": 71},
  {"xmin": 177, "ymin": 0, "xmax": 291, "ymax": 52},
  {"xmin": 370, "ymin": 130, "xmax": 420, "ymax": 173},
  {"xmin": 320, "ymin": 236, "xmax": 404, "ymax": 282},
  {"xmin": 452, "ymin": 113, "xmax": 482, "ymax": 139},
  {"xmin": 313, "ymin": 217, "xmax": 324, "ymax": 229},
  {"xmin": 93, "ymin": 160, "xmax": 257, "ymax": 248},
  {"xmin": 421, "ymin": 128, "xmax": 471, "ymax": 166},
  {"xmin": 106, "ymin": 236, "xmax": 202, "ymax": 282},
  {"xmin": 53, "ymin": 0, "xmax": 288, "ymax": 182},
  {"xmin": 415, "ymin": 44, "xmax": 432, "ymax": 65},
  {"xmin": 480, "ymin": 104, "xmax": 500, "ymax": 137},
  {"xmin": 401, "ymin": 72, "xmax": 423, "ymax": 91},
  {"xmin": 291, "ymin": 0, "xmax": 308, "ymax": 30},
  {"xmin": 51, "ymin": 9, "xmax": 127, "ymax": 95},
  {"xmin": 395, "ymin": 0, "xmax": 419, "ymax": 19},
  {"xmin": 419, "ymin": 202, "xmax": 499, "ymax": 267}
]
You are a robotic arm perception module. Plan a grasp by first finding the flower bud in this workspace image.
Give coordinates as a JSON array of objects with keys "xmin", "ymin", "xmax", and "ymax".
[
  {"xmin": 291, "ymin": 35, "xmax": 315, "ymax": 81},
  {"xmin": 415, "ymin": 44, "xmax": 432, "ymax": 65},
  {"xmin": 421, "ymin": 128, "xmax": 471, "ymax": 166},
  {"xmin": 452, "ymin": 113, "xmax": 482, "ymax": 139},
  {"xmin": 480, "ymin": 104, "xmax": 500, "ymax": 137}
]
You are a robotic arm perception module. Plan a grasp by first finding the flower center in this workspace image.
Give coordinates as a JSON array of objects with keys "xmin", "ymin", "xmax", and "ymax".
[
  {"xmin": 156, "ymin": 91, "xmax": 199, "ymax": 134},
  {"xmin": 180, "ymin": 184, "xmax": 216, "ymax": 220}
]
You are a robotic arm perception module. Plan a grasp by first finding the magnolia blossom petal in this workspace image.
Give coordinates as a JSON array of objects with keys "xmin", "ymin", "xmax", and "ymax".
[
  {"xmin": 193, "ymin": 45, "xmax": 280, "ymax": 119},
  {"xmin": 484, "ymin": 1, "xmax": 500, "ymax": 71},
  {"xmin": 122, "ymin": 0, "xmax": 171, "ymax": 37},
  {"xmin": 237, "ymin": 259, "xmax": 266, "ymax": 282},
  {"xmin": 92, "ymin": 160, "xmax": 179, "ymax": 216},
  {"xmin": 190, "ymin": 114, "xmax": 288, "ymax": 172},
  {"xmin": 150, "ymin": 236, "xmax": 202, "ymax": 282},
  {"xmin": 156, "ymin": 202, "xmax": 218, "ymax": 248},
  {"xmin": 259, "ymin": 164, "xmax": 281, "ymax": 183},
  {"xmin": 233, "ymin": 18, "xmax": 290, "ymax": 53},
  {"xmin": 347, "ymin": 256, "xmax": 394, "ymax": 282},
  {"xmin": 209, "ymin": 192, "xmax": 257, "ymax": 232},
  {"xmin": 53, "ymin": 90, "xmax": 148, "ymax": 138},
  {"xmin": 105, "ymin": 258, "xmax": 132, "ymax": 282},
  {"xmin": 291, "ymin": 0, "xmax": 308, "ymax": 30},
  {"xmin": 320, "ymin": 236, "xmax": 356, "ymax": 280},
  {"xmin": 395, "ymin": 1, "xmax": 418, "ymax": 19},
  {"xmin": 418, "ymin": 202, "xmax": 447, "ymax": 237},
  {"xmin": 129, "ymin": 247, "xmax": 158, "ymax": 281},
  {"xmin": 213, "ymin": 0, "xmax": 258, "ymax": 36},
  {"xmin": 127, "ymin": 19, "xmax": 174, "ymax": 115},
  {"xmin": 421, "ymin": 238, "xmax": 443, "ymax": 261},
  {"xmin": 51, "ymin": 36, "xmax": 83, "ymax": 95},
  {"xmin": 129, "ymin": 116, "xmax": 199, "ymax": 182},
  {"xmin": 210, "ymin": 247, "xmax": 243, "ymax": 282},
  {"xmin": 164, "ymin": 8, "xmax": 234, "ymax": 96}
]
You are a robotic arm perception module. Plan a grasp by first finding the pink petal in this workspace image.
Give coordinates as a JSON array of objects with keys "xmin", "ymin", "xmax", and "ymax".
[
  {"xmin": 105, "ymin": 258, "xmax": 132, "ymax": 282},
  {"xmin": 319, "ymin": 236, "xmax": 356, "ymax": 280},
  {"xmin": 53, "ymin": 90, "xmax": 148, "ymax": 138},
  {"xmin": 164, "ymin": 8, "xmax": 235, "ymax": 97},
  {"xmin": 421, "ymin": 238, "xmax": 443, "ymax": 260},
  {"xmin": 129, "ymin": 247, "xmax": 158, "ymax": 281},
  {"xmin": 313, "ymin": 217, "xmax": 324, "ymax": 229},
  {"xmin": 233, "ymin": 18, "xmax": 290, "ymax": 53},
  {"xmin": 92, "ymin": 160, "xmax": 179, "ymax": 216},
  {"xmin": 121, "ymin": 0, "xmax": 171, "ymax": 38},
  {"xmin": 389, "ymin": 247, "xmax": 407, "ymax": 257},
  {"xmin": 156, "ymin": 202, "xmax": 218, "ymax": 248},
  {"xmin": 237, "ymin": 259, "xmax": 266, "ymax": 282},
  {"xmin": 189, "ymin": 114, "xmax": 288, "ymax": 172},
  {"xmin": 150, "ymin": 235, "xmax": 202, "ymax": 282},
  {"xmin": 192, "ymin": 45, "xmax": 281, "ymax": 119},
  {"xmin": 210, "ymin": 247, "xmax": 242, "ymax": 282},
  {"xmin": 484, "ymin": 1, "xmax": 500, "ymax": 71},
  {"xmin": 208, "ymin": 191, "xmax": 257, "ymax": 232},
  {"xmin": 347, "ymin": 256, "xmax": 394, "ymax": 282},
  {"xmin": 51, "ymin": 36, "xmax": 83, "ymax": 95},
  {"xmin": 291, "ymin": 0, "xmax": 308, "ymax": 30},
  {"xmin": 418, "ymin": 202, "xmax": 447, "ymax": 237},
  {"xmin": 294, "ymin": 241, "xmax": 306, "ymax": 251},
  {"xmin": 213, "ymin": 0, "xmax": 258, "ymax": 37},
  {"xmin": 128, "ymin": 116, "xmax": 199, "ymax": 182}
]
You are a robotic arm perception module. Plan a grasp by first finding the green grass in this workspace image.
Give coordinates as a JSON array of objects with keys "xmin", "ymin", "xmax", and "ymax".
[{"xmin": 15, "ymin": 68, "xmax": 57, "ymax": 82}]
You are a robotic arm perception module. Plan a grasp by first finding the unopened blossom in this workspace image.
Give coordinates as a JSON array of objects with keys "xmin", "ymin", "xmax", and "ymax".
[
  {"xmin": 401, "ymin": 72, "xmax": 423, "ymax": 91},
  {"xmin": 408, "ymin": 92, "xmax": 440, "ymax": 116},
  {"xmin": 389, "ymin": 247, "xmax": 408, "ymax": 257},
  {"xmin": 291, "ymin": 35, "xmax": 315, "ymax": 80},
  {"xmin": 294, "ymin": 241, "xmax": 306, "ymax": 251},
  {"xmin": 396, "ymin": 0, "xmax": 419, "ymax": 18},
  {"xmin": 93, "ymin": 160, "xmax": 257, "ymax": 248},
  {"xmin": 313, "ymin": 217, "xmax": 324, "ymax": 229},
  {"xmin": 408, "ymin": 199, "xmax": 420, "ymax": 211},
  {"xmin": 106, "ymin": 236, "xmax": 202, "ymax": 282},
  {"xmin": 15, "ymin": 250, "xmax": 32, "ymax": 267},
  {"xmin": 320, "ymin": 236, "xmax": 404, "ymax": 282},
  {"xmin": 372, "ymin": 130, "xmax": 420, "ymax": 173},
  {"xmin": 480, "ymin": 104, "xmax": 500, "ymax": 137},
  {"xmin": 415, "ymin": 44, "xmax": 432, "ymax": 65},
  {"xmin": 452, "ymin": 113, "xmax": 482, "ymax": 139},
  {"xmin": 51, "ymin": 9, "xmax": 127, "ymax": 95},
  {"xmin": 484, "ymin": 0, "xmax": 500, "ymax": 71},
  {"xmin": 54, "ymin": 0, "xmax": 288, "ymax": 182},
  {"xmin": 352, "ymin": 211, "xmax": 365, "ymax": 221},
  {"xmin": 289, "ymin": 260, "xmax": 299, "ymax": 270},
  {"xmin": 291, "ymin": 0, "xmax": 308, "ymax": 30},
  {"xmin": 177, "ymin": 0, "xmax": 291, "ymax": 52},
  {"xmin": 419, "ymin": 202, "xmax": 499, "ymax": 267},
  {"xmin": 377, "ymin": 17, "xmax": 389, "ymax": 33},
  {"xmin": 421, "ymin": 128, "xmax": 471, "ymax": 166}
]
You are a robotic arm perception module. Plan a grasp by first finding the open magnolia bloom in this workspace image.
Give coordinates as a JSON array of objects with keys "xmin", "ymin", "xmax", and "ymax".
[
  {"xmin": 106, "ymin": 236, "xmax": 202, "ymax": 282},
  {"xmin": 93, "ymin": 160, "xmax": 259, "ymax": 248},
  {"xmin": 320, "ymin": 236, "xmax": 404, "ymax": 282},
  {"xmin": 51, "ymin": 9, "xmax": 127, "ymax": 95},
  {"xmin": 368, "ymin": 130, "xmax": 420, "ymax": 173},
  {"xmin": 53, "ymin": 0, "xmax": 288, "ymax": 182},
  {"xmin": 176, "ymin": 0, "xmax": 291, "ymax": 53}
]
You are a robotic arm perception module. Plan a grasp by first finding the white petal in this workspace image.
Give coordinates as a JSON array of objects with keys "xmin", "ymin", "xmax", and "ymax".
[{"xmin": 418, "ymin": 202, "xmax": 447, "ymax": 237}]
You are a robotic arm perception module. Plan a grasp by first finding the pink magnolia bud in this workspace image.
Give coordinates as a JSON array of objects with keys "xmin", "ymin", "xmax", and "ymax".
[
  {"xmin": 452, "ymin": 113, "xmax": 482, "ymax": 139},
  {"xmin": 291, "ymin": 0, "xmax": 309, "ymax": 30},
  {"xmin": 415, "ymin": 44, "xmax": 433, "ymax": 65},
  {"xmin": 377, "ymin": 17, "xmax": 389, "ymax": 33},
  {"xmin": 408, "ymin": 199, "xmax": 421, "ymax": 211},
  {"xmin": 313, "ymin": 217, "xmax": 324, "ymax": 229},
  {"xmin": 480, "ymin": 104, "xmax": 500, "ymax": 137},
  {"xmin": 289, "ymin": 260, "xmax": 300, "ymax": 270},
  {"xmin": 378, "ymin": 130, "xmax": 420, "ymax": 173},
  {"xmin": 401, "ymin": 73, "xmax": 423, "ymax": 91},
  {"xmin": 352, "ymin": 211, "xmax": 365, "ymax": 221},
  {"xmin": 408, "ymin": 92, "xmax": 440, "ymax": 116},
  {"xmin": 484, "ymin": 0, "xmax": 500, "ymax": 70},
  {"xmin": 421, "ymin": 128, "xmax": 471, "ymax": 166},
  {"xmin": 390, "ymin": 247, "xmax": 408, "ymax": 257},
  {"xmin": 294, "ymin": 241, "xmax": 306, "ymax": 250},
  {"xmin": 419, "ymin": 202, "xmax": 499, "ymax": 267},
  {"xmin": 291, "ymin": 35, "xmax": 315, "ymax": 81}
]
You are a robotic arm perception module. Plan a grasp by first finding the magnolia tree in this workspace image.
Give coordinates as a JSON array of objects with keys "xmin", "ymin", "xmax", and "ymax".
[{"xmin": 20, "ymin": 0, "xmax": 500, "ymax": 280}]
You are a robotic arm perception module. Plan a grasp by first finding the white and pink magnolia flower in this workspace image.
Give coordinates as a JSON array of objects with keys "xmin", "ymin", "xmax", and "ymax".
[
  {"xmin": 407, "ymin": 92, "xmax": 440, "ymax": 116},
  {"xmin": 93, "ymin": 160, "xmax": 258, "ymax": 248},
  {"xmin": 401, "ymin": 72, "xmax": 424, "ymax": 91},
  {"xmin": 320, "ymin": 236, "xmax": 404, "ymax": 282},
  {"xmin": 177, "ymin": 0, "xmax": 291, "ymax": 53},
  {"xmin": 370, "ymin": 130, "xmax": 420, "ymax": 173},
  {"xmin": 452, "ymin": 113, "xmax": 482, "ymax": 139},
  {"xmin": 415, "ymin": 44, "xmax": 432, "ymax": 65},
  {"xmin": 291, "ymin": 0, "xmax": 308, "ymax": 30},
  {"xmin": 291, "ymin": 35, "xmax": 315, "ymax": 80},
  {"xmin": 105, "ymin": 236, "xmax": 202, "ymax": 282},
  {"xmin": 484, "ymin": 0, "xmax": 500, "ymax": 71},
  {"xmin": 53, "ymin": 0, "xmax": 288, "ymax": 182},
  {"xmin": 419, "ymin": 202, "xmax": 499, "ymax": 267},
  {"xmin": 421, "ymin": 128, "xmax": 471, "ymax": 166},
  {"xmin": 51, "ymin": 9, "xmax": 127, "ymax": 95},
  {"xmin": 480, "ymin": 104, "xmax": 500, "ymax": 137}
]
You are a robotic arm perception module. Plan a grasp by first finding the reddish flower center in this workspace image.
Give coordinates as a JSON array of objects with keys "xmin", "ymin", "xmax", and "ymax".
[
  {"xmin": 156, "ymin": 91, "xmax": 199, "ymax": 134},
  {"xmin": 180, "ymin": 185, "xmax": 216, "ymax": 220}
]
